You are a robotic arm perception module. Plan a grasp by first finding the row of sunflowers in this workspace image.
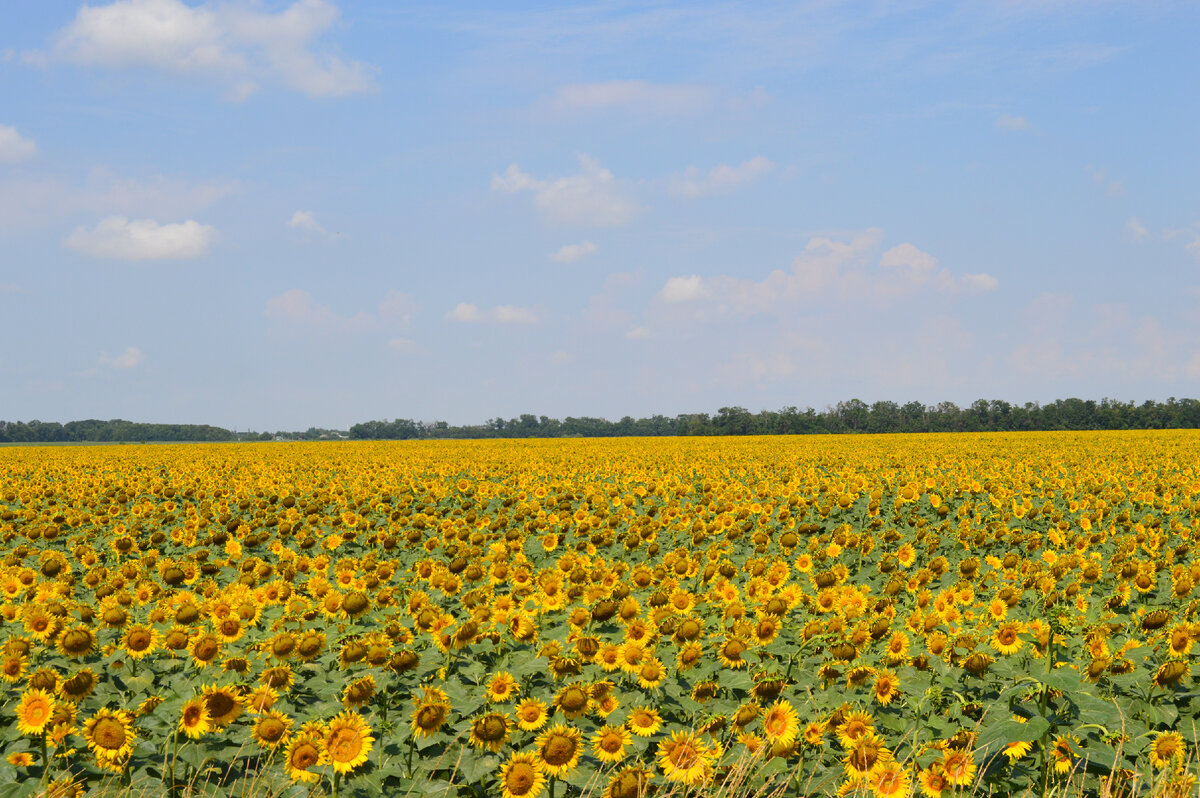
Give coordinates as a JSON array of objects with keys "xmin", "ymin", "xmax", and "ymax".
[{"xmin": 0, "ymin": 432, "xmax": 1198, "ymax": 797}]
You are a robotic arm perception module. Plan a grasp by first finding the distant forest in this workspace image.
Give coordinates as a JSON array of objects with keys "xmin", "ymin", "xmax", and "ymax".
[{"xmin": 6, "ymin": 397, "xmax": 1197, "ymax": 443}]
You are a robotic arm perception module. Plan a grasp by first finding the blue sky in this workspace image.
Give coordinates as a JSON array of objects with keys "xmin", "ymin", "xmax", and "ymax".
[{"xmin": 1, "ymin": 0, "xmax": 1198, "ymax": 430}]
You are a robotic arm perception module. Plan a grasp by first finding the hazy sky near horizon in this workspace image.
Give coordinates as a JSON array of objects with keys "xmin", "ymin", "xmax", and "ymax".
[{"xmin": 2, "ymin": 1, "xmax": 1198, "ymax": 430}]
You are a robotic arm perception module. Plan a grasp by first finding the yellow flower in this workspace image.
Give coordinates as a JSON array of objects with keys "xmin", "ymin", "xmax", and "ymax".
[
  {"xmin": 325, "ymin": 711, "xmax": 373, "ymax": 774},
  {"xmin": 498, "ymin": 752, "xmax": 545, "ymax": 798},
  {"xmin": 179, "ymin": 697, "xmax": 210, "ymax": 739},
  {"xmin": 535, "ymin": 724, "xmax": 582, "ymax": 778},
  {"xmin": 15, "ymin": 688, "xmax": 55, "ymax": 736},
  {"xmin": 657, "ymin": 731, "xmax": 713, "ymax": 786},
  {"xmin": 592, "ymin": 724, "xmax": 631, "ymax": 763}
]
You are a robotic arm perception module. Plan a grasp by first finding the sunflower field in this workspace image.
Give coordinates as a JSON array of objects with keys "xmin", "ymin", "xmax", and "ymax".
[{"xmin": 1, "ymin": 432, "xmax": 1200, "ymax": 798}]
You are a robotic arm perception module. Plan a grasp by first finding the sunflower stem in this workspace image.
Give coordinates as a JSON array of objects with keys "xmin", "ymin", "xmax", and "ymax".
[
  {"xmin": 332, "ymin": 770, "xmax": 340, "ymax": 798},
  {"xmin": 169, "ymin": 727, "xmax": 179, "ymax": 797},
  {"xmin": 39, "ymin": 732, "xmax": 48, "ymax": 792}
]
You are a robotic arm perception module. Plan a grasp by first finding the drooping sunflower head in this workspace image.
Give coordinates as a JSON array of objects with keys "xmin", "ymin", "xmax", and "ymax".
[
  {"xmin": 411, "ymin": 700, "xmax": 451, "ymax": 738},
  {"xmin": 604, "ymin": 766, "xmax": 654, "ymax": 798},
  {"xmin": 470, "ymin": 713, "xmax": 511, "ymax": 752}
]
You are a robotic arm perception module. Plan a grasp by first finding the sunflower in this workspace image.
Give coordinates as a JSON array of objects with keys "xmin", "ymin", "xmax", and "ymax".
[
  {"xmin": 179, "ymin": 697, "xmax": 211, "ymax": 739},
  {"xmin": 488, "ymin": 671, "xmax": 520, "ymax": 703},
  {"xmin": 325, "ymin": 711, "xmax": 373, "ymax": 774},
  {"xmin": 498, "ymin": 751, "xmax": 546, "ymax": 798},
  {"xmin": 872, "ymin": 670, "xmax": 899, "ymax": 706},
  {"xmin": 411, "ymin": 699, "xmax": 451, "ymax": 739},
  {"xmin": 636, "ymin": 658, "xmax": 666, "ymax": 690},
  {"xmin": 57, "ymin": 626, "xmax": 96, "ymax": 659},
  {"xmin": 203, "ymin": 684, "xmax": 243, "ymax": 728},
  {"xmin": 515, "ymin": 698, "xmax": 548, "ymax": 732},
  {"xmin": 285, "ymin": 732, "xmax": 327, "ymax": 783},
  {"xmin": 657, "ymin": 731, "xmax": 713, "ymax": 786},
  {"xmin": 121, "ymin": 625, "xmax": 159, "ymax": 659},
  {"xmin": 1154, "ymin": 660, "xmax": 1190, "ymax": 687},
  {"xmin": 592, "ymin": 724, "xmax": 631, "ymax": 763},
  {"xmin": 296, "ymin": 631, "xmax": 326, "ymax": 662},
  {"xmin": 604, "ymin": 767, "xmax": 655, "ymax": 798},
  {"xmin": 942, "ymin": 748, "xmax": 976, "ymax": 786},
  {"xmin": 343, "ymin": 675, "xmax": 376, "ymax": 709},
  {"xmin": 83, "ymin": 708, "xmax": 135, "ymax": 772},
  {"xmin": 992, "ymin": 622, "xmax": 1024, "ymax": 655},
  {"xmin": 245, "ymin": 685, "xmax": 279, "ymax": 714},
  {"xmin": 469, "ymin": 713, "xmax": 511, "ymax": 753},
  {"xmin": 676, "ymin": 641, "xmax": 704, "ymax": 671},
  {"xmin": 1151, "ymin": 731, "xmax": 1185, "ymax": 769},
  {"xmin": 535, "ymin": 724, "xmax": 582, "ymax": 778},
  {"xmin": 844, "ymin": 732, "xmax": 891, "ymax": 780},
  {"xmin": 717, "ymin": 637, "xmax": 749, "ymax": 669},
  {"xmin": 252, "ymin": 711, "xmax": 293, "ymax": 750},
  {"xmin": 189, "ymin": 633, "xmax": 222, "ymax": 668},
  {"xmin": 836, "ymin": 710, "xmax": 875, "ymax": 748},
  {"xmin": 554, "ymin": 683, "xmax": 591, "ymax": 719},
  {"xmin": 803, "ymin": 721, "xmax": 825, "ymax": 746},
  {"xmin": 626, "ymin": 706, "xmax": 662, "ymax": 737},
  {"xmin": 57, "ymin": 669, "xmax": 97, "ymax": 703},
  {"xmin": 1004, "ymin": 739, "xmax": 1033, "ymax": 763},
  {"xmin": 761, "ymin": 699, "xmax": 800, "ymax": 747},
  {"xmin": 870, "ymin": 761, "xmax": 912, "ymax": 798},
  {"xmin": 15, "ymin": 688, "xmax": 55, "ymax": 736},
  {"xmin": 0, "ymin": 653, "xmax": 27, "ymax": 683},
  {"xmin": 919, "ymin": 764, "xmax": 948, "ymax": 798},
  {"xmin": 6, "ymin": 752, "xmax": 33, "ymax": 767}
]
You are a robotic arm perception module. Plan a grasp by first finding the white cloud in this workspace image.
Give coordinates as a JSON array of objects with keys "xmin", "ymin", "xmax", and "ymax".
[
  {"xmin": 994, "ymin": 114, "xmax": 1030, "ymax": 131},
  {"xmin": 99, "ymin": 346, "xmax": 145, "ymax": 369},
  {"xmin": 660, "ymin": 275, "xmax": 707, "ymax": 303},
  {"xmin": 266, "ymin": 288, "xmax": 417, "ymax": 332},
  {"xmin": 551, "ymin": 80, "xmax": 714, "ymax": 115},
  {"xmin": 1087, "ymin": 165, "xmax": 1123, "ymax": 197},
  {"xmin": 0, "ymin": 125, "xmax": 37, "ymax": 163},
  {"xmin": 0, "ymin": 168, "xmax": 235, "ymax": 231},
  {"xmin": 288, "ymin": 210, "xmax": 328, "ymax": 235},
  {"xmin": 64, "ymin": 216, "xmax": 215, "ymax": 260},
  {"xmin": 961, "ymin": 273, "xmax": 1000, "ymax": 293},
  {"xmin": 625, "ymin": 325, "xmax": 651, "ymax": 340},
  {"xmin": 549, "ymin": 350, "xmax": 572, "ymax": 364},
  {"xmin": 654, "ymin": 230, "xmax": 997, "ymax": 318},
  {"xmin": 387, "ymin": 337, "xmax": 415, "ymax": 353},
  {"xmin": 52, "ymin": 0, "xmax": 375, "ymax": 98},
  {"xmin": 669, "ymin": 156, "xmax": 773, "ymax": 199},
  {"xmin": 445, "ymin": 302, "xmax": 537, "ymax": 324},
  {"xmin": 1126, "ymin": 217, "xmax": 1148, "ymax": 240},
  {"xmin": 549, "ymin": 241, "xmax": 597, "ymax": 264},
  {"xmin": 492, "ymin": 155, "xmax": 636, "ymax": 227}
]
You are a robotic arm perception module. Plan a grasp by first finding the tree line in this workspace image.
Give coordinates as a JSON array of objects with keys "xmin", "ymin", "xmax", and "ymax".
[
  {"xmin": 5, "ymin": 398, "xmax": 1200, "ymax": 443},
  {"xmin": 348, "ymin": 397, "xmax": 1200, "ymax": 439}
]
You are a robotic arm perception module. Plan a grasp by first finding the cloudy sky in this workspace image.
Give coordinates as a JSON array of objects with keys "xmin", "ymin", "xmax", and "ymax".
[{"xmin": 2, "ymin": 1, "xmax": 1198, "ymax": 430}]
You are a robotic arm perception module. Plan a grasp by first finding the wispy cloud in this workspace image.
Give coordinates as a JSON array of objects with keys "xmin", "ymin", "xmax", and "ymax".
[
  {"xmin": 0, "ymin": 124, "xmax": 36, "ymax": 162},
  {"xmin": 669, "ymin": 157, "xmax": 773, "ymax": 199},
  {"xmin": 446, "ymin": 303, "xmax": 537, "ymax": 324},
  {"xmin": 654, "ymin": 230, "xmax": 998, "ymax": 318},
  {"xmin": 994, "ymin": 114, "xmax": 1030, "ymax": 131},
  {"xmin": 65, "ymin": 216, "xmax": 215, "ymax": 260},
  {"xmin": 549, "ymin": 241, "xmax": 597, "ymax": 264},
  {"xmin": 51, "ymin": 0, "xmax": 376, "ymax": 98},
  {"xmin": 492, "ymin": 155, "xmax": 636, "ymax": 227},
  {"xmin": 266, "ymin": 288, "xmax": 417, "ymax": 331}
]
